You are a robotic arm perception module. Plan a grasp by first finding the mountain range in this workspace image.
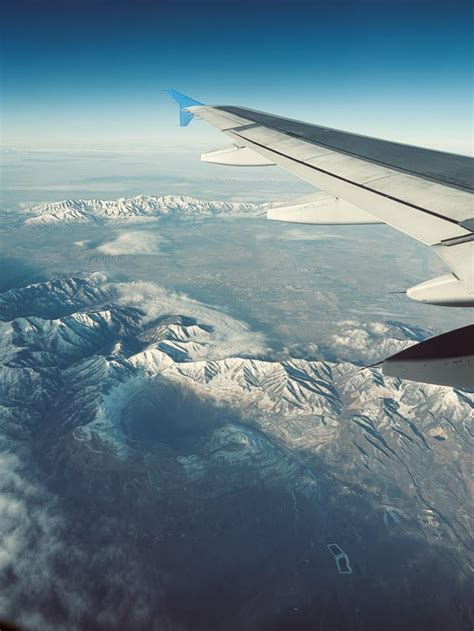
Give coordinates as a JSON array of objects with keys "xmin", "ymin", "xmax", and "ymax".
[
  {"xmin": 1, "ymin": 273, "xmax": 473, "ymax": 630},
  {"xmin": 1, "ymin": 273, "xmax": 471, "ymax": 527},
  {"xmin": 22, "ymin": 195, "xmax": 267, "ymax": 225}
]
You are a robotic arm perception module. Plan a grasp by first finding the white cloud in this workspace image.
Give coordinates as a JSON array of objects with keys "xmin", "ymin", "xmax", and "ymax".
[
  {"xmin": 0, "ymin": 451, "xmax": 89, "ymax": 630},
  {"xmin": 0, "ymin": 442, "xmax": 156, "ymax": 629},
  {"xmin": 330, "ymin": 319, "xmax": 417, "ymax": 362},
  {"xmin": 112, "ymin": 280, "xmax": 268, "ymax": 360},
  {"xmin": 95, "ymin": 231, "xmax": 163, "ymax": 256}
]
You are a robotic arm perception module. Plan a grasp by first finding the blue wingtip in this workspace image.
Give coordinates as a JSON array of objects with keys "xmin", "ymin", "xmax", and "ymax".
[{"xmin": 165, "ymin": 89, "xmax": 203, "ymax": 127}]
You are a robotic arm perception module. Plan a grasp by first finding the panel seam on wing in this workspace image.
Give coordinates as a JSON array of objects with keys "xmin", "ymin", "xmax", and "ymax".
[{"xmin": 232, "ymin": 131, "xmax": 469, "ymax": 230}]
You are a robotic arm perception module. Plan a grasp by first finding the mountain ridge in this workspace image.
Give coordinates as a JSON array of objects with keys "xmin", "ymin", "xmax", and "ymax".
[{"xmin": 23, "ymin": 194, "xmax": 268, "ymax": 225}]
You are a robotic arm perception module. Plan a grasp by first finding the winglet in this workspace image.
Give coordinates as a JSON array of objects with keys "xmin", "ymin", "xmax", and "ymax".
[{"xmin": 165, "ymin": 89, "xmax": 203, "ymax": 127}]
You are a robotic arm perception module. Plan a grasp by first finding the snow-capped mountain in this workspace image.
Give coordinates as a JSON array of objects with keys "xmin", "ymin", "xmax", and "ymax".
[
  {"xmin": 1, "ymin": 273, "xmax": 472, "ymax": 630},
  {"xmin": 1, "ymin": 274, "xmax": 472, "ymax": 520},
  {"xmin": 1, "ymin": 275, "xmax": 471, "ymax": 427},
  {"xmin": 23, "ymin": 195, "xmax": 267, "ymax": 225}
]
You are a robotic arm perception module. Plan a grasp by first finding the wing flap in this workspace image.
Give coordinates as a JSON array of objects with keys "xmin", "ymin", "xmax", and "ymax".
[
  {"xmin": 268, "ymin": 192, "xmax": 383, "ymax": 224},
  {"xmin": 201, "ymin": 145, "xmax": 275, "ymax": 166},
  {"xmin": 368, "ymin": 172, "xmax": 473, "ymax": 221}
]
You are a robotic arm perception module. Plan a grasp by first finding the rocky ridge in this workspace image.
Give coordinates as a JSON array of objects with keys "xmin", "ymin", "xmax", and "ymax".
[{"xmin": 22, "ymin": 195, "xmax": 267, "ymax": 225}]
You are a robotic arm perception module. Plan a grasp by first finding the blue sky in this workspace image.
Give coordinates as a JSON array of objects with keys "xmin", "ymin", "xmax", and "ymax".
[{"xmin": 2, "ymin": 0, "xmax": 473, "ymax": 152}]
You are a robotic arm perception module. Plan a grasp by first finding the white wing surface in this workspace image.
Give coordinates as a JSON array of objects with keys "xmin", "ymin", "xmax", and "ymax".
[{"xmin": 175, "ymin": 96, "xmax": 474, "ymax": 303}]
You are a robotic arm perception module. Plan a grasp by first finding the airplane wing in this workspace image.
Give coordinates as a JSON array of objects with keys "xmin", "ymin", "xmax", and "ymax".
[{"xmin": 166, "ymin": 90, "xmax": 474, "ymax": 388}]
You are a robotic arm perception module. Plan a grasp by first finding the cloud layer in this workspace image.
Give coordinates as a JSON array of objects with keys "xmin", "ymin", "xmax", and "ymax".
[{"xmin": 0, "ymin": 451, "xmax": 88, "ymax": 630}]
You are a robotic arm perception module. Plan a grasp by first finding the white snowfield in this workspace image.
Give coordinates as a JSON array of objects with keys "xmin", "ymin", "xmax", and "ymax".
[{"xmin": 24, "ymin": 194, "xmax": 268, "ymax": 225}]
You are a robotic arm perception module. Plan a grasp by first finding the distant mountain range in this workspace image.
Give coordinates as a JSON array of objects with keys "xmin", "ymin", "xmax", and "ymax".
[{"xmin": 23, "ymin": 195, "xmax": 267, "ymax": 225}]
